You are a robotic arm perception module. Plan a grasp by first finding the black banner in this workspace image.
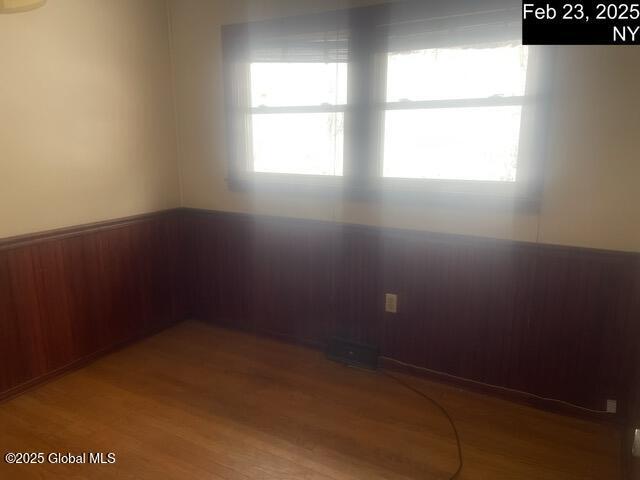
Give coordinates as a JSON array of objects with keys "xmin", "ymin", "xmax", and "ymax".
[{"xmin": 523, "ymin": 1, "xmax": 640, "ymax": 44}]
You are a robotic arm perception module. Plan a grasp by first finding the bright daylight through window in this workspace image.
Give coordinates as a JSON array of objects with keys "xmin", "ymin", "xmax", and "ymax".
[
  {"xmin": 249, "ymin": 43, "xmax": 528, "ymax": 182},
  {"xmin": 224, "ymin": 1, "xmax": 537, "ymax": 197},
  {"xmin": 384, "ymin": 43, "xmax": 529, "ymax": 182},
  {"xmin": 250, "ymin": 62, "xmax": 347, "ymax": 176}
]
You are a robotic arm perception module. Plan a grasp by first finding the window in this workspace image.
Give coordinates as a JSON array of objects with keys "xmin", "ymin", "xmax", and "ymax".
[
  {"xmin": 250, "ymin": 62, "xmax": 347, "ymax": 176},
  {"xmin": 383, "ymin": 43, "xmax": 529, "ymax": 182},
  {"xmin": 222, "ymin": 0, "xmax": 547, "ymax": 204}
]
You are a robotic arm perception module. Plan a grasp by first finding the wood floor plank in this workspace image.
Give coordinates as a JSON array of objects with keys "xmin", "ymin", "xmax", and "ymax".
[{"xmin": 0, "ymin": 321, "xmax": 622, "ymax": 480}]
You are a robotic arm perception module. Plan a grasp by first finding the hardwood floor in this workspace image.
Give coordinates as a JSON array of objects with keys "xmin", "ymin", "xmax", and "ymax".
[{"xmin": 0, "ymin": 321, "xmax": 622, "ymax": 480}]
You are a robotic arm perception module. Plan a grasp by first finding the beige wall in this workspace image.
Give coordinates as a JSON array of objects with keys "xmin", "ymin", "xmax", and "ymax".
[
  {"xmin": 169, "ymin": 0, "xmax": 640, "ymax": 253},
  {"xmin": 2, "ymin": 0, "xmax": 638, "ymax": 252},
  {"xmin": 0, "ymin": 0, "xmax": 180, "ymax": 238}
]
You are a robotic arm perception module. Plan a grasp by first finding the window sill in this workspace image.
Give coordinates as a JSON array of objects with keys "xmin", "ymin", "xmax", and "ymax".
[{"xmin": 228, "ymin": 173, "xmax": 541, "ymax": 213}]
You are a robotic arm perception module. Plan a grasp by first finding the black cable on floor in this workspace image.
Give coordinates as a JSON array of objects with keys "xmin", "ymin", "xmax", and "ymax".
[{"xmin": 382, "ymin": 370, "xmax": 464, "ymax": 480}]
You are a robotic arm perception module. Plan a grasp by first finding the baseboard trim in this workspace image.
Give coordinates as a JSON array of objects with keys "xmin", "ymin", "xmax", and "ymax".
[
  {"xmin": 380, "ymin": 357, "xmax": 621, "ymax": 425},
  {"xmin": 198, "ymin": 317, "xmax": 620, "ymax": 425},
  {"xmin": 197, "ymin": 318, "xmax": 325, "ymax": 351},
  {"xmin": 0, "ymin": 320, "xmax": 183, "ymax": 404}
]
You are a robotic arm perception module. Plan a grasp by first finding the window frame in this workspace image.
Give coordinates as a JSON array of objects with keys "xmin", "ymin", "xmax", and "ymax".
[
  {"xmin": 221, "ymin": 0, "xmax": 552, "ymax": 210},
  {"xmin": 248, "ymin": 62, "xmax": 349, "ymax": 177}
]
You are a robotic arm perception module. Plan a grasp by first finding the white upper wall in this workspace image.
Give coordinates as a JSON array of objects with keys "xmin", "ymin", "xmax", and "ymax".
[
  {"xmin": 1, "ymin": 0, "xmax": 638, "ymax": 253},
  {"xmin": 168, "ymin": 0, "xmax": 640, "ymax": 253},
  {"xmin": 0, "ymin": 0, "xmax": 181, "ymax": 238}
]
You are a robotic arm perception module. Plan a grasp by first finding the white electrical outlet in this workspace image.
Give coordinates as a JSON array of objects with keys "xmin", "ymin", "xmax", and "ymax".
[
  {"xmin": 633, "ymin": 429, "xmax": 640, "ymax": 458},
  {"xmin": 606, "ymin": 399, "xmax": 617, "ymax": 414},
  {"xmin": 385, "ymin": 294, "xmax": 398, "ymax": 314}
]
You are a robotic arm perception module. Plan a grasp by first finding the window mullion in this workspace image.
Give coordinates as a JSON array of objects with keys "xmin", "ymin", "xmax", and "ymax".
[
  {"xmin": 250, "ymin": 105, "xmax": 346, "ymax": 114},
  {"xmin": 344, "ymin": 9, "xmax": 382, "ymax": 193}
]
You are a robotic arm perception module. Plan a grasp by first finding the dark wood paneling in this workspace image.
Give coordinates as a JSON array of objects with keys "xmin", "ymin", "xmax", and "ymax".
[
  {"xmin": 0, "ymin": 210, "xmax": 187, "ymax": 400},
  {"xmin": 184, "ymin": 208, "xmax": 640, "ymax": 423},
  {"xmin": 2, "ymin": 206, "xmax": 639, "ymax": 470},
  {"xmin": 385, "ymin": 237, "xmax": 636, "ymax": 413},
  {"xmin": 249, "ymin": 218, "xmax": 336, "ymax": 343},
  {"xmin": 185, "ymin": 211, "xmax": 252, "ymax": 330},
  {"xmin": 624, "ymin": 260, "xmax": 640, "ymax": 479}
]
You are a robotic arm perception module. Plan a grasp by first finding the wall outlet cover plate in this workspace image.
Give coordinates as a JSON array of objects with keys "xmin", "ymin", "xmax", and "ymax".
[{"xmin": 385, "ymin": 293, "xmax": 398, "ymax": 313}]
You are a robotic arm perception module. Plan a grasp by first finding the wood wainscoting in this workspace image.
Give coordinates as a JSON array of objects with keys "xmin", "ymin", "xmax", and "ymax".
[
  {"xmin": 0, "ymin": 210, "xmax": 188, "ymax": 400},
  {"xmin": 183, "ymin": 208, "xmax": 640, "ymax": 424},
  {"xmin": 625, "ymin": 267, "xmax": 640, "ymax": 479},
  {"xmin": 1, "ymin": 207, "xmax": 639, "ymax": 477}
]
